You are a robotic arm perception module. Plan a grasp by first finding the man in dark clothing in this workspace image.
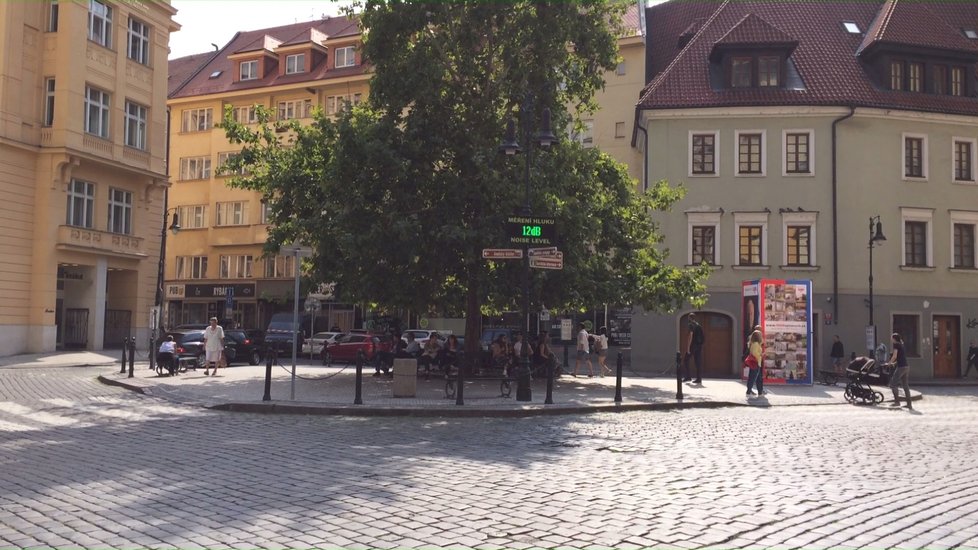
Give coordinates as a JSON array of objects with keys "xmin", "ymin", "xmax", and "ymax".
[
  {"xmin": 830, "ymin": 335, "xmax": 845, "ymax": 373},
  {"xmin": 965, "ymin": 340, "xmax": 978, "ymax": 377},
  {"xmin": 685, "ymin": 314, "xmax": 705, "ymax": 384}
]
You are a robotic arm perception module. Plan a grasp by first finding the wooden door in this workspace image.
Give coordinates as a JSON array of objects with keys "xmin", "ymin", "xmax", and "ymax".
[
  {"xmin": 681, "ymin": 312, "xmax": 734, "ymax": 378},
  {"xmin": 932, "ymin": 315, "xmax": 959, "ymax": 378}
]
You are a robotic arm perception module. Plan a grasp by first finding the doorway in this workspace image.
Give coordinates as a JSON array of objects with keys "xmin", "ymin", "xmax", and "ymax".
[
  {"xmin": 680, "ymin": 312, "xmax": 734, "ymax": 378},
  {"xmin": 64, "ymin": 308, "xmax": 89, "ymax": 349},
  {"xmin": 932, "ymin": 315, "xmax": 959, "ymax": 378}
]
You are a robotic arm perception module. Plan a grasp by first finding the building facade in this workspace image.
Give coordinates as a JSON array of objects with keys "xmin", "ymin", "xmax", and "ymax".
[
  {"xmin": 166, "ymin": 16, "xmax": 367, "ymax": 332},
  {"xmin": 631, "ymin": 0, "xmax": 978, "ymax": 379},
  {"xmin": 0, "ymin": 0, "xmax": 177, "ymax": 356}
]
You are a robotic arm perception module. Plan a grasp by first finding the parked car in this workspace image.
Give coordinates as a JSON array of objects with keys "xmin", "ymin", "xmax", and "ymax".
[
  {"xmin": 264, "ymin": 313, "xmax": 308, "ymax": 356},
  {"xmin": 480, "ymin": 328, "xmax": 515, "ymax": 351},
  {"xmin": 322, "ymin": 333, "xmax": 395, "ymax": 366},
  {"xmin": 401, "ymin": 329, "xmax": 452, "ymax": 348},
  {"xmin": 164, "ymin": 328, "xmax": 263, "ymax": 368},
  {"xmin": 302, "ymin": 331, "xmax": 343, "ymax": 355}
]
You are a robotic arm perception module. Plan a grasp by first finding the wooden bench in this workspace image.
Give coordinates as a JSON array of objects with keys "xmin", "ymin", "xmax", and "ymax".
[
  {"xmin": 444, "ymin": 367, "xmax": 515, "ymax": 399},
  {"xmin": 817, "ymin": 369, "xmax": 842, "ymax": 386}
]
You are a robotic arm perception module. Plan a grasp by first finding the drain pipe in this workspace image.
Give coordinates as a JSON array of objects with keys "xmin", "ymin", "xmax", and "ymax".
[
  {"xmin": 831, "ymin": 106, "xmax": 855, "ymax": 324},
  {"xmin": 635, "ymin": 117, "xmax": 649, "ymax": 192}
]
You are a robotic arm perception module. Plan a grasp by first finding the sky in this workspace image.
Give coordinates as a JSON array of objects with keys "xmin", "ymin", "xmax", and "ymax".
[
  {"xmin": 167, "ymin": 1, "xmax": 664, "ymax": 60},
  {"xmin": 168, "ymin": 0, "xmax": 355, "ymax": 59}
]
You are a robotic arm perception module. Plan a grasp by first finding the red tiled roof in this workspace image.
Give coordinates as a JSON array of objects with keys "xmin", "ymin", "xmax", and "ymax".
[
  {"xmin": 622, "ymin": 2, "xmax": 642, "ymax": 37},
  {"xmin": 169, "ymin": 16, "xmax": 363, "ymax": 99},
  {"xmin": 645, "ymin": 0, "xmax": 724, "ymax": 79},
  {"xmin": 714, "ymin": 13, "xmax": 796, "ymax": 48},
  {"xmin": 639, "ymin": 0, "xmax": 978, "ymax": 117},
  {"xmin": 859, "ymin": 0, "xmax": 978, "ymax": 56},
  {"xmin": 167, "ymin": 51, "xmax": 215, "ymax": 97}
]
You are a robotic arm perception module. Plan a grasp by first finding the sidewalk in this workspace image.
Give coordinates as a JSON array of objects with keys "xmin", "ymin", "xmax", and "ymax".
[{"xmin": 3, "ymin": 351, "xmax": 938, "ymax": 416}]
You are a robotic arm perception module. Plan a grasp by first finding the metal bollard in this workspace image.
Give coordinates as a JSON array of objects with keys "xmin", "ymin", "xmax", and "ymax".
[
  {"xmin": 455, "ymin": 355, "xmax": 466, "ymax": 406},
  {"xmin": 545, "ymin": 356, "xmax": 554, "ymax": 405},
  {"xmin": 354, "ymin": 350, "xmax": 363, "ymax": 405},
  {"xmin": 120, "ymin": 337, "xmax": 128, "ymax": 373},
  {"xmin": 127, "ymin": 337, "xmax": 136, "ymax": 378},
  {"xmin": 675, "ymin": 351, "xmax": 683, "ymax": 400},
  {"xmin": 262, "ymin": 345, "xmax": 274, "ymax": 401},
  {"xmin": 563, "ymin": 344, "xmax": 569, "ymax": 375},
  {"xmin": 614, "ymin": 351, "xmax": 623, "ymax": 403}
]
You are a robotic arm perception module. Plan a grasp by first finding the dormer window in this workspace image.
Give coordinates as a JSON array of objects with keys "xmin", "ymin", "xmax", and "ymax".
[
  {"xmin": 889, "ymin": 59, "xmax": 923, "ymax": 92},
  {"xmin": 732, "ymin": 57, "xmax": 752, "ymax": 87},
  {"xmin": 758, "ymin": 56, "xmax": 780, "ymax": 86},
  {"xmin": 240, "ymin": 60, "xmax": 259, "ymax": 81},
  {"xmin": 908, "ymin": 62, "xmax": 923, "ymax": 92},
  {"xmin": 951, "ymin": 67, "xmax": 965, "ymax": 96},
  {"xmin": 285, "ymin": 53, "xmax": 305, "ymax": 75},
  {"xmin": 335, "ymin": 46, "xmax": 356, "ymax": 68},
  {"xmin": 890, "ymin": 60, "xmax": 903, "ymax": 90}
]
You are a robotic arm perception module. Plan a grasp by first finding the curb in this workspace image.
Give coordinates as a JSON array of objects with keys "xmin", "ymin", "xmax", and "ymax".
[{"xmin": 97, "ymin": 374, "xmax": 148, "ymax": 395}]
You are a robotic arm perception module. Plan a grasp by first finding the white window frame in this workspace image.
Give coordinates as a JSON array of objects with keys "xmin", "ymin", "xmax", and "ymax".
[
  {"xmin": 88, "ymin": 0, "xmax": 112, "ymax": 48},
  {"xmin": 259, "ymin": 201, "xmax": 273, "ymax": 224},
  {"xmin": 127, "ymin": 17, "xmax": 150, "ymax": 65},
  {"xmin": 900, "ymin": 207, "xmax": 933, "ymax": 268},
  {"xmin": 240, "ymin": 60, "xmax": 259, "ymax": 81},
  {"xmin": 569, "ymin": 120, "xmax": 594, "ymax": 148},
  {"xmin": 782, "ymin": 129, "xmax": 814, "ymax": 177},
  {"xmin": 285, "ymin": 53, "xmax": 305, "ymax": 74},
  {"xmin": 733, "ymin": 211, "xmax": 769, "ymax": 267},
  {"xmin": 43, "ymin": 78, "xmax": 56, "ymax": 126},
  {"xmin": 176, "ymin": 256, "xmax": 208, "ymax": 279},
  {"xmin": 179, "ymin": 156, "xmax": 211, "ymax": 181},
  {"xmin": 66, "ymin": 179, "xmax": 95, "ymax": 229},
  {"xmin": 335, "ymin": 46, "xmax": 356, "ymax": 68},
  {"xmin": 734, "ymin": 130, "xmax": 766, "ymax": 177},
  {"xmin": 181, "ymin": 108, "xmax": 212, "ymax": 132},
  {"xmin": 781, "ymin": 212, "xmax": 817, "ymax": 267},
  {"xmin": 277, "ymin": 99, "xmax": 312, "ymax": 120},
  {"xmin": 686, "ymin": 211, "xmax": 721, "ymax": 266},
  {"xmin": 232, "ymin": 105, "xmax": 258, "ymax": 124},
  {"xmin": 220, "ymin": 255, "xmax": 253, "ymax": 279},
  {"xmin": 688, "ymin": 130, "xmax": 720, "ymax": 177},
  {"xmin": 217, "ymin": 151, "xmax": 249, "ymax": 177},
  {"xmin": 614, "ymin": 122, "xmax": 626, "ymax": 139},
  {"xmin": 48, "ymin": 0, "xmax": 59, "ymax": 32},
  {"xmin": 263, "ymin": 255, "xmax": 296, "ymax": 278},
  {"xmin": 124, "ymin": 100, "xmax": 147, "ymax": 150},
  {"xmin": 107, "ymin": 187, "xmax": 132, "ymax": 235},
  {"xmin": 952, "ymin": 137, "xmax": 977, "ymax": 184},
  {"xmin": 901, "ymin": 132, "xmax": 928, "ymax": 181},
  {"xmin": 216, "ymin": 201, "xmax": 248, "ymax": 226},
  {"xmin": 949, "ymin": 210, "xmax": 978, "ymax": 270},
  {"xmin": 177, "ymin": 205, "xmax": 208, "ymax": 229},
  {"xmin": 84, "ymin": 86, "xmax": 110, "ymax": 138}
]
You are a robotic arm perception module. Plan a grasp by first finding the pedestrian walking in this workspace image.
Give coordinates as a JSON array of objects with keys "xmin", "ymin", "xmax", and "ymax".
[
  {"xmin": 203, "ymin": 317, "xmax": 225, "ymax": 376},
  {"xmin": 745, "ymin": 329, "xmax": 765, "ymax": 397},
  {"xmin": 830, "ymin": 335, "xmax": 845, "ymax": 373},
  {"xmin": 572, "ymin": 322, "xmax": 593, "ymax": 377},
  {"xmin": 685, "ymin": 314, "xmax": 704, "ymax": 384},
  {"xmin": 595, "ymin": 326, "xmax": 611, "ymax": 376},
  {"xmin": 887, "ymin": 332, "xmax": 912, "ymax": 410},
  {"xmin": 965, "ymin": 340, "xmax": 978, "ymax": 377}
]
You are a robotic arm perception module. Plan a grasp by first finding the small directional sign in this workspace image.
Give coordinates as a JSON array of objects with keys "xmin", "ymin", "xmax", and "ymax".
[
  {"xmin": 529, "ymin": 256, "xmax": 563, "ymax": 270},
  {"xmin": 482, "ymin": 248, "xmax": 524, "ymax": 260},
  {"xmin": 528, "ymin": 247, "xmax": 559, "ymax": 257}
]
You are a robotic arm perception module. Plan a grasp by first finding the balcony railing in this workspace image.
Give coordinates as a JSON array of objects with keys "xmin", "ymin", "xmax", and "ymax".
[{"xmin": 57, "ymin": 225, "xmax": 147, "ymax": 259}]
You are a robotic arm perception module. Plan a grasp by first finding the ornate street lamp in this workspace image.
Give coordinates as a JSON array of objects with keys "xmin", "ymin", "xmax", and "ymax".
[
  {"xmin": 147, "ymin": 209, "xmax": 180, "ymax": 375},
  {"xmin": 867, "ymin": 215, "xmax": 886, "ymax": 355}
]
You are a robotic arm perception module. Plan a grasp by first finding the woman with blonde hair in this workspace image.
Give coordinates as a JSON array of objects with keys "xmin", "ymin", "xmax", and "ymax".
[{"xmin": 745, "ymin": 329, "xmax": 764, "ymax": 397}]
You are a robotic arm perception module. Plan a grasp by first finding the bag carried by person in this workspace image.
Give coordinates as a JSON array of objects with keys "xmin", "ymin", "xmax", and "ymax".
[
  {"xmin": 218, "ymin": 351, "xmax": 229, "ymax": 369},
  {"xmin": 743, "ymin": 354, "xmax": 758, "ymax": 369}
]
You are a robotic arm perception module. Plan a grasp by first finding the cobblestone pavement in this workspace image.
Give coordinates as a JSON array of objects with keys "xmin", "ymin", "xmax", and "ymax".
[{"xmin": 2, "ymin": 365, "xmax": 977, "ymax": 550}]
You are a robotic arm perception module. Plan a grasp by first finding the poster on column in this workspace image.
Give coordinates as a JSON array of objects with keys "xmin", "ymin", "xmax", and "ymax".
[{"xmin": 742, "ymin": 279, "xmax": 813, "ymax": 385}]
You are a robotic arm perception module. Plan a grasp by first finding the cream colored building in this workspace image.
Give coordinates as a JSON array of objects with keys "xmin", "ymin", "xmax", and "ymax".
[
  {"xmin": 0, "ymin": 0, "xmax": 177, "ymax": 356},
  {"xmin": 166, "ymin": 17, "xmax": 366, "ymax": 331}
]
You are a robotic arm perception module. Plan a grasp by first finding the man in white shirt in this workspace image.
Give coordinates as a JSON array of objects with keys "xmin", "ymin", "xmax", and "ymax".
[
  {"xmin": 203, "ymin": 317, "xmax": 225, "ymax": 376},
  {"xmin": 573, "ymin": 322, "xmax": 594, "ymax": 377}
]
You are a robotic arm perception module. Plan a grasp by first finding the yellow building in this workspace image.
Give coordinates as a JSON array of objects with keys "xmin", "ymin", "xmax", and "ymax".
[
  {"xmin": 0, "ymin": 0, "xmax": 177, "ymax": 356},
  {"xmin": 166, "ymin": 16, "xmax": 367, "ymax": 330}
]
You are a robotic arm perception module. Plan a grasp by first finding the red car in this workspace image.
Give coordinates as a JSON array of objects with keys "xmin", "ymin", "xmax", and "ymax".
[{"xmin": 322, "ymin": 333, "xmax": 395, "ymax": 366}]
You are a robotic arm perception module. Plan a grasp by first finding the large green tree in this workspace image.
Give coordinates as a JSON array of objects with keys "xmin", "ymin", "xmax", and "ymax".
[{"xmin": 222, "ymin": 0, "xmax": 707, "ymax": 351}]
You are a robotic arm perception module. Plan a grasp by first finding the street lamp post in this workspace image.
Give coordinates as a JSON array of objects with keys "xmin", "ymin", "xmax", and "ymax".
[
  {"xmin": 499, "ymin": 94, "xmax": 556, "ymax": 402},
  {"xmin": 149, "ymin": 209, "xmax": 181, "ymax": 373},
  {"xmin": 867, "ymin": 215, "xmax": 886, "ymax": 354}
]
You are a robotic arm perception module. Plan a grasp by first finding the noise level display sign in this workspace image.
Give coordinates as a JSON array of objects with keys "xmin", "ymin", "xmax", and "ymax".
[{"xmin": 507, "ymin": 215, "xmax": 556, "ymax": 246}]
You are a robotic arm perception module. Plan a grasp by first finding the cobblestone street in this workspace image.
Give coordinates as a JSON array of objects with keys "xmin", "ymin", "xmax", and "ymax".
[{"xmin": 2, "ymin": 365, "xmax": 977, "ymax": 549}]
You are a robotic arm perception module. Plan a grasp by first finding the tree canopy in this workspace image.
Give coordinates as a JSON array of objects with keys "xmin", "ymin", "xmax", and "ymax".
[{"xmin": 222, "ymin": 0, "xmax": 708, "ymax": 347}]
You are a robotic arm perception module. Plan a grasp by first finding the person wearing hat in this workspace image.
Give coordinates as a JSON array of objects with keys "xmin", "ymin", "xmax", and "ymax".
[{"xmin": 685, "ymin": 314, "xmax": 705, "ymax": 384}]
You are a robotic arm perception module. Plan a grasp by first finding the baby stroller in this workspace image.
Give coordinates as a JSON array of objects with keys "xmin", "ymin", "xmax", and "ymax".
[{"xmin": 844, "ymin": 357, "xmax": 892, "ymax": 404}]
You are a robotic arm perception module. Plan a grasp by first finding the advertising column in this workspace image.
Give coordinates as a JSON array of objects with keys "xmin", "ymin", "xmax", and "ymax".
[{"xmin": 743, "ymin": 279, "xmax": 813, "ymax": 385}]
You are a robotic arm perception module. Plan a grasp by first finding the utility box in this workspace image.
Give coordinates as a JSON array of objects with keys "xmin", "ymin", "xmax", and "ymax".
[{"xmin": 392, "ymin": 358, "xmax": 417, "ymax": 397}]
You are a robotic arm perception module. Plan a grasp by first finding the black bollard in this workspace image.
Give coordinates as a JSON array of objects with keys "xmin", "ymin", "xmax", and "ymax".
[
  {"xmin": 455, "ymin": 355, "xmax": 465, "ymax": 406},
  {"xmin": 354, "ymin": 350, "xmax": 363, "ymax": 405},
  {"xmin": 120, "ymin": 337, "xmax": 128, "ymax": 373},
  {"xmin": 675, "ymin": 351, "xmax": 683, "ymax": 400},
  {"xmin": 262, "ymin": 345, "xmax": 273, "ymax": 401},
  {"xmin": 614, "ymin": 351, "xmax": 623, "ymax": 403},
  {"xmin": 545, "ymin": 356, "xmax": 554, "ymax": 405},
  {"xmin": 127, "ymin": 337, "xmax": 135, "ymax": 378},
  {"xmin": 563, "ymin": 344, "xmax": 569, "ymax": 375}
]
